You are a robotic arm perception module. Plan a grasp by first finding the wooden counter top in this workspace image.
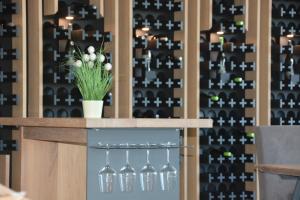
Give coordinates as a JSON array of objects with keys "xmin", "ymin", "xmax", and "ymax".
[
  {"xmin": 257, "ymin": 164, "xmax": 300, "ymax": 177},
  {"xmin": 0, "ymin": 117, "xmax": 213, "ymax": 128}
]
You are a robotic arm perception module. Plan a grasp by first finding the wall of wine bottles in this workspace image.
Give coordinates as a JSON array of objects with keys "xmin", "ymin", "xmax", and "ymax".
[
  {"xmin": 200, "ymin": 0, "xmax": 256, "ymax": 199},
  {"xmin": 42, "ymin": 0, "xmax": 112, "ymax": 118},
  {"xmin": 0, "ymin": 0, "xmax": 19, "ymax": 154},
  {"xmin": 271, "ymin": 0, "xmax": 300, "ymax": 125},
  {"xmin": 132, "ymin": 0, "xmax": 184, "ymax": 118}
]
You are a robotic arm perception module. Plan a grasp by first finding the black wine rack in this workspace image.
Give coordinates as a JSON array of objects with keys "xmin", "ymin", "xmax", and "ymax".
[
  {"xmin": 132, "ymin": 0, "xmax": 184, "ymax": 118},
  {"xmin": 42, "ymin": 0, "xmax": 112, "ymax": 118},
  {"xmin": 271, "ymin": 0, "xmax": 300, "ymax": 126},
  {"xmin": 200, "ymin": 0, "xmax": 255, "ymax": 199},
  {"xmin": 0, "ymin": 0, "xmax": 18, "ymax": 154}
]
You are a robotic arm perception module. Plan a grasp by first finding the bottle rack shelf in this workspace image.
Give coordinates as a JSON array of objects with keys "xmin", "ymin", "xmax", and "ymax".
[
  {"xmin": 271, "ymin": 0, "xmax": 300, "ymax": 126},
  {"xmin": 200, "ymin": 0, "xmax": 256, "ymax": 198},
  {"xmin": 131, "ymin": 0, "xmax": 184, "ymax": 119}
]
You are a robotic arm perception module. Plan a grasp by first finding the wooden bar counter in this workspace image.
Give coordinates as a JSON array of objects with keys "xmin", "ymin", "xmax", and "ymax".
[{"xmin": 0, "ymin": 118, "xmax": 212, "ymax": 200}]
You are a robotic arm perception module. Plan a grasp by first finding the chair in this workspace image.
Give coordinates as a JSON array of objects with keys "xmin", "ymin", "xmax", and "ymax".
[{"xmin": 256, "ymin": 126, "xmax": 300, "ymax": 200}]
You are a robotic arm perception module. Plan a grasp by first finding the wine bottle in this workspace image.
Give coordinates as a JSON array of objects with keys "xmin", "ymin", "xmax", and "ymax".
[
  {"xmin": 159, "ymin": 55, "xmax": 182, "ymax": 69},
  {"xmin": 0, "ymin": 23, "xmax": 18, "ymax": 37},
  {"xmin": 287, "ymin": 111, "xmax": 296, "ymax": 125},
  {"xmin": 200, "ymin": 129, "xmax": 217, "ymax": 145},
  {"xmin": 43, "ymin": 94, "xmax": 60, "ymax": 106},
  {"xmin": 216, "ymin": 2, "xmax": 244, "ymax": 16},
  {"xmin": 287, "ymin": 22, "xmax": 297, "ymax": 35},
  {"xmin": 156, "ymin": 38, "xmax": 182, "ymax": 50},
  {"xmin": 57, "ymin": 108, "xmax": 69, "ymax": 118},
  {"xmin": 71, "ymin": 109, "xmax": 82, "ymax": 117},
  {"xmin": 164, "ymin": 1, "xmax": 183, "ymax": 12},
  {"xmin": 0, "ymin": 93, "xmax": 17, "ymax": 106},
  {"xmin": 0, "ymin": 2, "xmax": 17, "ymax": 14},
  {"xmin": 217, "ymin": 128, "xmax": 229, "ymax": 145},
  {"xmin": 143, "ymin": 109, "xmax": 155, "ymax": 118},
  {"xmin": 156, "ymin": 109, "xmax": 169, "ymax": 118},
  {"xmin": 0, "ymin": 140, "xmax": 17, "ymax": 152},
  {"xmin": 43, "ymin": 72, "xmax": 62, "ymax": 84},
  {"xmin": 71, "ymin": 87, "xmax": 82, "ymax": 105},
  {"xmin": 286, "ymin": 93, "xmax": 296, "ymax": 109},
  {"xmin": 0, "ymin": 48, "xmax": 17, "ymax": 60},
  {"xmin": 287, "ymin": 5, "xmax": 297, "ymax": 19},
  {"xmin": 43, "ymin": 109, "xmax": 55, "ymax": 118},
  {"xmin": 0, "ymin": 71, "xmax": 17, "ymax": 83},
  {"xmin": 133, "ymin": 14, "xmax": 143, "ymax": 28},
  {"xmin": 142, "ymin": 15, "xmax": 155, "ymax": 30},
  {"xmin": 62, "ymin": 3, "xmax": 99, "ymax": 20},
  {"xmin": 57, "ymin": 87, "xmax": 69, "ymax": 105},
  {"xmin": 133, "ymin": 109, "xmax": 142, "ymax": 118},
  {"xmin": 200, "ymin": 92, "xmax": 220, "ymax": 108},
  {"xmin": 214, "ymin": 110, "xmax": 227, "ymax": 126}
]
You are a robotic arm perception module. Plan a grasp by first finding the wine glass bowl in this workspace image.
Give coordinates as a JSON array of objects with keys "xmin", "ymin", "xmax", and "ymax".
[
  {"xmin": 140, "ymin": 147, "xmax": 157, "ymax": 192},
  {"xmin": 98, "ymin": 164, "xmax": 117, "ymax": 193},
  {"xmin": 160, "ymin": 162, "xmax": 177, "ymax": 191},
  {"xmin": 98, "ymin": 148, "xmax": 117, "ymax": 193},
  {"xmin": 119, "ymin": 147, "xmax": 136, "ymax": 192},
  {"xmin": 160, "ymin": 144, "xmax": 178, "ymax": 191}
]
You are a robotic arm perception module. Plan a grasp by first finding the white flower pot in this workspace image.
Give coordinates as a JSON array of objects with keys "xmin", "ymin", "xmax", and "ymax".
[{"xmin": 82, "ymin": 100, "xmax": 103, "ymax": 118}]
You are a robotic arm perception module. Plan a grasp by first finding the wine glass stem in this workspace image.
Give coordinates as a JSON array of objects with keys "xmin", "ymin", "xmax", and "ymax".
[
  {"xmin": 126, "ymin": 150, "xmax": 129, "ymax": 165},
  {"xmin": 147, "ymin": 149, "xmax": 150, "ymax": 164},
  {"xmin": 167, "ymin": 148, "xmax": 170, "ymax": 164},
  {"xmin": 106, "ymin": 149, "xmax": 110, "ymax": 165}
]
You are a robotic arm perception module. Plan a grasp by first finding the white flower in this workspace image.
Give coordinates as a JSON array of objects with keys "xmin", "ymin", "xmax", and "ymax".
[
  {"xmin": 87, "ymin": 46, "xmax": 95, "ymax": 54},
  {"xmin": 97, "ymin": 54, "xmax": 105, "ymax": 63},
  {"xmin": 83, "ymin": 54, "xmax": 90, "ymax": 62},
  {"xmin": 87, "ymin": 61, "xmax": 94, "ymax": 68},
  {"xmin": 104, "ymin": 63, "xmax": 112, "ymax": 71},
  {"xmin": 74, "ymin": 60, "xmax": 82, "ymax": 67},
  {"xmin": 89, "ymin": 53, "xmax": 97, "ymax": 61}
]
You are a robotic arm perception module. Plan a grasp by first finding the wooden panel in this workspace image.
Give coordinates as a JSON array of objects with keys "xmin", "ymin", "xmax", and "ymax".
[
  {"xmin": 43, "ymin": 0, "xmax": 58, "ymax": 16},
  {"xmin": 186, "ymin": 129, "xmax": 200, "ymax": 200},
  {"xmin": 183, "ymin": 0, "xmax": 201, "ymax": 199},
  {"xmin": 173, "ymin": 8, "xmax": 185, "ymax": 118},
  {"xmin": 245, "ymin": 144, "xmax": 256, "ymax": 154},
  {"xmin": 0, "ymin": 156, "xmax": 10, "ymax": 186},
  {"xmin": 259, "ymin": 0, "xmax": 271, "ymax": 125},
  {"xmin": 245, "ymin": 181, "xmax": 256, "ymax": 192},
  {"xmin": 23, "ymin": 127, "xmax": 87, "ymax": 144},
  {"xmin": 27, "ymin": 0, "xmax": 43, "ymax": 117},
  {"xmin": 21, "ymin": 139, "xmax": 87, "ymax": 200},
  {"xmin": 200, "ymin": 0, "xmax": 212, "ymax": 31},
  {"xmin": 245, "ymin": 0, "xmax": 260, "ymax": 192},
  {"xmin": 0, "ymin": 118, "xmax": 86, "ymax": 128},
  {"xmin": 57, "ymin": 143, "xmax": 86, "ymax": 200},
  {"xmin": 104, "ymin": 0, "xmax": 119, "ymax": 118},
  {"xmin": 0, "ymin": 118, "xmax": 213, "ymax": 129},
  {"xmin": 11, "ymin": 129, "xmax": 24, "ymax": 191},
  {"xmin": 23, "ymin": 139, "xmax": 58, "ymax": 200},
  {"xmin": 118, "ymin": 0, "xmax": 132, "ymax": 118},
  {"xmin": 12, "ymin": 0, "xmax": 26, "ymax": 117}
]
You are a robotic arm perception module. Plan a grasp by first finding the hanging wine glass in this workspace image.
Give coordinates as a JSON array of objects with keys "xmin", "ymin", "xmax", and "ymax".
[
  {"xmin": 140, "ymin": 143, "xmax": 157, "ymax": 192},
  {"xmin": 160, "ymin": 143, "xmax": 177, "ymax": 191},
  {"xmin": 98, "ymin": 145, "xmax": 117, "ymax": 193},
  {"xmin": 119, "ymin": 144, "xmax": 136, "ymax": 192}
]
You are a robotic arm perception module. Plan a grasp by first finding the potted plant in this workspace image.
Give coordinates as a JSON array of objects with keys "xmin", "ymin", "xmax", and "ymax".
[{"xmin": 67, "ymin": 45, "xmax": 112, "ymax": 118}]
